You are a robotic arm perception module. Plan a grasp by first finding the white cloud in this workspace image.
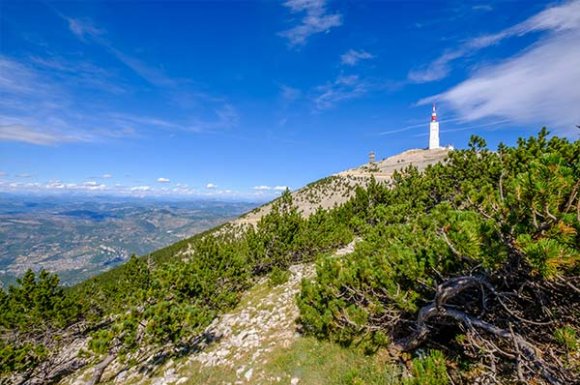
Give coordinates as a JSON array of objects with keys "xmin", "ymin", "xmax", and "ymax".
[
  {"xmin": 279, "ymin": 0, "xmax": 342, "ymax": 46},
  {"xmin": 66, "ymin": 19, "xmax": 240, "ymax": 130},
  {"xmin": 106, "ymin": 46, "xmax": 177, "ymax": 88},
  {"xmin": 314, "ymin": 75, "xmax": 369, "ymax": 110},
  {"xmin": 82, "ymin": 181, "xmax": 106, "ymax": 190},
  {"xmin": 421, "ymin": 31, "xmax": 580, "ymax": 133},
  {"xmin": 63, "ymin": 16, "xmax": 179, "ymax": 89},
  {"xmin": 408, "ymin": 51, "xmax": 463, "ymax": 83},
  {"xmin": 67, "ymin": 18, "xmax": 104, "ymax": 41},
  {"xmin": 0, "ymin": 55, "xmax": 236, "ymax": 145},
  {"xmin": 62, "ymin": 16, "xmax": 240, "ymax": 134},
  {"xmin": 22, "ymin": 180, "xmax": 108, "ymax": 191},
  {"xmin": 472, "ymin": 5, "xmax": 493, "ymax": 12},
  {"xmin": 510, "ymin": 1, "xmax": 580, "ymax": 35},
  {"xmin": 209, "ymin": 104, "xmax": 239, "ymax": 131},
  {"xmin": 280, "ymin": 85, "xmax": 302, "ymax": 102},
  {"xmin": 64, "ymin": 15, "xmax": 224, "ymax": 96},
  {"xmin": 29, "ymin": 56, "xmax": 126, "ymax": 95},
  {"xmin": 0, "ymin": 57, "xmax": 44, "ymax": 95},
  {"xmin": 0, "ymin": 13, "xmax": 240, "ymax": 148},
  {"xmin": 0, "ymin": 57, "xmax": 136, "ymax": 145},
  {"xmin": 0, "ymin": 178, "xmax": 272, "ymax": 200},
  {"xmin": 409, "ymin": 1, "xmax": 580, "ymax": 83},
  {"xmin": 182, "ymin": 104, "xmax": 239, "ymax": 133},
  {"xmin": 341, "ymin": 49, "xmax": 374, "ymax": 66},
  {"xmin": 102, "ymin": 174, "xmax": 112, "ymax": 179},
  {"xmin": 0, "ymin": 177, "xmax": 283, "ymax": 201},
  {"xmin": 0, "ymin": 124, "xmax": 88, "ymax": 145},
  {"xmin": 251, "ymin": 185, "xmax": 288, "ymax": 194},
  {"xmin": 45, "ymin": 181, "xmax": 66, "ymax": 189},
  {"xmin": 206, "ymin": 183, "xmax": 217, "ymax": 189},
  {"xmin": 465, "ymin": 2, "xmax": 580, "ymax": 50},
  {"xmin": 130, "ymin": 185, "xmax": 151, "ymax": 192},
  {"xmin": 107, "ymin": 113, "xmax": 181, "ymax": 130},
  {"xmin": 157, "ymin": 177, "xmax": 171, "ymax": 183}
]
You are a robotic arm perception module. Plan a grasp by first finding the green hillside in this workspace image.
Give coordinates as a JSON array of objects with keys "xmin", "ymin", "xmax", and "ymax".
[{"xmin": 1, "ymin": 129, "xmax": 578, "ymax": 385}]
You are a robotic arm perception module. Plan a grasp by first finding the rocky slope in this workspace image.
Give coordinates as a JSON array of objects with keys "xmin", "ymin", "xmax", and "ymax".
[
  {"xmin": 54, "ymin": 148, "xmax": 450, "ymax": 385},
  {"xmin": 234, "ymin": 148, "xmax": 449, "ymax": 226},
  {"xmin": 63, "ymin": 242, "xmax": 356, "ymax": 385}
]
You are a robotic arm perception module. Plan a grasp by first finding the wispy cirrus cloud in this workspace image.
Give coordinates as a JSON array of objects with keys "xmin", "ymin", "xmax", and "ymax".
[
  {"xmin": 311, "ymin": 71, "xmax": 401, "ymax": 111},
  {"xmin": 67, "ymin": 18, "xmax": 104, "ymax": 41},
  {"xmin": 0, "ymin": 56, "xmax": 137, "ymax": 145},
  {"xmin": 310, "ymin": 48, "xmax": 397, "ymax": 111},
  {"xmin": 408, "ymin": 50, "xmax": 463, "ymax": 83},
  {"xmin": 279, "ymin": 0, "xmax": 342, "ymax": 47},
  {"xmin": 0, "ymin": 49, "xmax": 140, "ymax": 145},
  {"xmin": 409, "ymin": 0, "xmax": 580, "ymax": 83},
  {"xmin": 64, "ymin": 17, "xmax": 177, "ymax": 88},
  {"xmin": 0, "ymin": 124, "xmax": 90, "ymax": 145},
  {"xmin": 60, "ymin": 16, "xmax": 239, "ymax": 133},
  {"xmin": 0, "ymin": 12, "xmax": 240, "ymax": 146},
  {"xmin": 313, "ymin": 74, "xmax": 369, "ymax": 110},
  {"xmin": 376, "ymin": 117, "xmax": 467, "ymax": 136},
  {"xmin": 0, "ymin": 56, "xmax": 56, "ymax": 97},
  {"xmin": 106, "ymin": 46, "xmax": 177, "ymax": 88},
  {"xmin": 207, "ymin": 104, "xmax": 239, "ymax": 131},
  {"xmin": 29, "ymin": 56, "xmax": 127, "ymax": 94},
  {"xmin": 420, "ymin": 31, "xmax": 580, "ymax": 133},
  {"xmin": 107, "ymin": 105, "xmax": 238, "ymax": 134},
  {"xmin": 472, "ymin": 4, "xmax": 493, "ymax": 12},
  {"xmin": 417, "ymin": 1, "xmax": 580, "ymax": 133},
  {"xmin": 280, "ymin": 85, "xmax": 302, "ymax": 102},
  {"xmin": 182, "ymin": 104, "xmax": 239, "ymax": 133},
  {"xmin": 341, "ymin": 49, "xmax": 374, "ymax": 66}
]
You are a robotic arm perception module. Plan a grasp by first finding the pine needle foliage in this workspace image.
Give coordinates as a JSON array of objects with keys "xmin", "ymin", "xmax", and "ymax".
[
  {"xmin": 297, "ymin": 129, "xmax": 579, "ymax": 384},
  {"xmin": 1, "ymin": 129, "xmax": 578, "ymax": 385}
]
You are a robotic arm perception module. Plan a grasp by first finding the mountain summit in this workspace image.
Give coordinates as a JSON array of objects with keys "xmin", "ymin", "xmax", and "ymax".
[{"xmin": 235, "ymin": 148, "xmax": 449, "ymax": 226}]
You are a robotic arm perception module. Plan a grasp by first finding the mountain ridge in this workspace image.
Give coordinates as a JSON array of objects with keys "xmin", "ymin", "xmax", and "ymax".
[
  {"xmin": 233, "ymin": 148, "xmax": 449, "ymax": 226},
  {"xmin": 3, "ymin": 132, "xmax": 578, "ymax": 385}
]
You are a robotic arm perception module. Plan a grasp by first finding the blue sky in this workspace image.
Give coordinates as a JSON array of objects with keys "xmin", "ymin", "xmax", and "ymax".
[{"xmin": 1, "ymin": 0, "xmax": 579, "ymax": 200}]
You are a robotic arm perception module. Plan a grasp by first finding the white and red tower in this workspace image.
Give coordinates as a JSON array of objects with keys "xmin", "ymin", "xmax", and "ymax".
[{"xmin": 429, "ymin": 104, "xmax": 440, "ymax": 149}]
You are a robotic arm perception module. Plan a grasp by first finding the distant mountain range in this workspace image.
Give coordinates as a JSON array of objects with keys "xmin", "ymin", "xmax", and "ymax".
[{"xmin": 0, "ymin": 195, "xmax": 258, "ymax": 285}]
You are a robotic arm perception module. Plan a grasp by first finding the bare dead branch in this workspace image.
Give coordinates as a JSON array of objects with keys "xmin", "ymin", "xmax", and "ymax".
[
  {"xmin": 85, "ymin": 353, "xmax": 115, "ymax": 385},
  {"xmin": 563, "ymin": 179, "xmax": 579, "ymax": 213},
  {"xmin": 393, "ymin": 274, "xmax": 574, "ymax": 385}
]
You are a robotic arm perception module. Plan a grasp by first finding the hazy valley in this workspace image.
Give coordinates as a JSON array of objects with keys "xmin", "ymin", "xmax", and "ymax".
[{"xmin": 0, "ymin": 195, "xmax": 257, "ymax": 285}]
